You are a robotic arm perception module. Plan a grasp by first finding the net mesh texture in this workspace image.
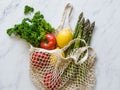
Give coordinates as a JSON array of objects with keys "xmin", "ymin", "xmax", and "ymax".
[{"xmin": 29, "ymin": 45, "xmax": 96, "ymax": 90}]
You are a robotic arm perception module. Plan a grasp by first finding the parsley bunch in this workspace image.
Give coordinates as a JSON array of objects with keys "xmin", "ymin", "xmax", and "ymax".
[{"xmin": 7, "ymin": 11, "xmax": 54, "ymax": 47}]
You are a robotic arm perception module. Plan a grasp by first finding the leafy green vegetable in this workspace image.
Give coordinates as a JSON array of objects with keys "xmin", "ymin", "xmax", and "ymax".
[
  {"xmin": 7, "ymin": 11, "xmax": 54, "ymax": 47},
  {"xmin": 24, "ymin": 5, "xmax": 34, "ymax": 15}
]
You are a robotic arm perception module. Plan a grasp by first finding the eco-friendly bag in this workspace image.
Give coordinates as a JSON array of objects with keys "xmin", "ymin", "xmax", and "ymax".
[{"xmin": 29, "ymin": 3, "xmax": 96, "ymax": 90}]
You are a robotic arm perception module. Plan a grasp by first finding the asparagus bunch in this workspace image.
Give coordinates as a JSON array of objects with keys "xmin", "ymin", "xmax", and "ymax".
[
  {"xmin": 65, "ymin": 12, "xmax": 95, "ymax": 55},
  {"xmin": 62, "ymin": 12, "xmax": 95, "ymax": 84}
]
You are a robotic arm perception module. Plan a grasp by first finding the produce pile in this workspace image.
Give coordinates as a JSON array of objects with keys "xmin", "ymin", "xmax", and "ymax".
[
  {"xmin": 7, "ymin": 5, "xmax": 95, "ymax": 51},
  {"xmin": 7, "ymin": 5, "xmax": 96, "ymax": 90}
]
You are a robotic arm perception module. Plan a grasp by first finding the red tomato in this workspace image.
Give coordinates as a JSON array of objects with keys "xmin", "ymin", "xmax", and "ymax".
[
  {"xmin": 31, "ymin": 51, "xmax": 50, "ymax": 68},
  {"xmin": 40, "ymin": 34, "xmax": 57, "ymax": 50},
  {"xmin": 44, "ymin": 71, "xmax": 60, "ymax": 90}
]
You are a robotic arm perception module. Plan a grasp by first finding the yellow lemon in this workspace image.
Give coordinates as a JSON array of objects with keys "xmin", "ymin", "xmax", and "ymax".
[{"xmin": 56, "ymin": 28, "xmax": 72, "ymax": 48}]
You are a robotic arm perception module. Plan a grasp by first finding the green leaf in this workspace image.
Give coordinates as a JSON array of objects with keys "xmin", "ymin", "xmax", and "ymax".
[
  {"xmin": 24, "ymin": 5, "xmax": 34, "ymax": 15},
  {"xmin": 7, "ymin": 28, "xmax": 14, "ymax": 36},
  {"xmin": 7, "ymin": 8, "xmax": 54, "ymax": 47}
]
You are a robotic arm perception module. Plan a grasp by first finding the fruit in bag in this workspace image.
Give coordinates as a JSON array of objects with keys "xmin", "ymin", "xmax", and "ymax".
[{"xmin": 56, "ymin": 28, "xmax": 72, "ymax": 48}]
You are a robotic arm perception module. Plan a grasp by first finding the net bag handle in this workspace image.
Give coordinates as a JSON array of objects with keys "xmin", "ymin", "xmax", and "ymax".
[
  {"xmin": 76, "ymin": 46, "xmax": 96, "ymax": 65},
  {"xmin": 61, "ymin": 38, "xmax": 96, "ymax": 65},
  {"xmin": 55, "ymin": 3, "xmax": 73, "ymax": 35}
]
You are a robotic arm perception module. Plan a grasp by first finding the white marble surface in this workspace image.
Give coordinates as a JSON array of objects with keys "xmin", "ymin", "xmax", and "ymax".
[{"xmin": 0, "ymin": 0, "xmax": 120, "ymax": 90}]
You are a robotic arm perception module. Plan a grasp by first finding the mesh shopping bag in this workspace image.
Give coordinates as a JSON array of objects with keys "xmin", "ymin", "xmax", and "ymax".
[
  {"xmin": 29, "ymin": 3, "xmax": 96, "ymax": 90},
  {"xmin": 29, "ymin": 38, "xmax": 96, "ymax": 90}
]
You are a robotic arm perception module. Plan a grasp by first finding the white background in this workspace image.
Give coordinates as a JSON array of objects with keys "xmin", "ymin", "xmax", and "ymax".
[{"xmin": 0, "ymin": 0, "xmax": 120, "ymax": 90}]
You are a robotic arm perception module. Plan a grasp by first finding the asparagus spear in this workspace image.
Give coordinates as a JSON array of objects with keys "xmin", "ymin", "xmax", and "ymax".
[
  {"xmin": 75, "ymin": 20, "xmax": 95, "ymax": 84},
  {"xmin": 73, "ymin": 18, "xmax": 85, "ymax": 48},
  {"xmin": 87, "ymin": 22, "xmax": 95, "ymax": 45},
  {"xmin": 79, "ymin": 19, "xmax": 90, "ymax": 47},
  {"xmin": 73, "ymin": 12, "xmax": 83, "ymax": 39},
  {"xmin": 65, "ymin": 12, "xmax": 84, "ymax": 57},
  {"xmin": 62, "ymin": 13, "xmax": 85, "ymax": 84},
  {"xmin": 62, "ymin": 12, "xmax": 95, "ymax": 85},
  {"xmin": 73, "ymin": 19, "xmax": 95, "ymax": 83}
]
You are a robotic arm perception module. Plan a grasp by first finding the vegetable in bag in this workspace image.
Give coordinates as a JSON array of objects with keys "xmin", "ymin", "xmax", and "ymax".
[{"xmin": 7, "ymin": 3, "xmax": 96, "ymax": 90}]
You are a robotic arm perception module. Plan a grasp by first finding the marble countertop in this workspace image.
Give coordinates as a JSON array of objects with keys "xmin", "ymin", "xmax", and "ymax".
[{"xmin": 0, "ymin": 0, "xmax": 120, "ymax": 90}]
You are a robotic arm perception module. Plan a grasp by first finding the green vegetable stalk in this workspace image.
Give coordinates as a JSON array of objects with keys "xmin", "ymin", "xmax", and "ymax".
[
  {"xmin": 75, "ymin": 21, "xmax": 95, "ymax": 84},
  {"xmin": 63, "ymin": 12, "xmax": 95, "ymax": 84},
  {"xmin": 73, "ymin": 17, "xmax": 84, "ymax": 48},
  {"xmin": 65, "ymin": 12, "xmax": 84, "ymax": 57}
]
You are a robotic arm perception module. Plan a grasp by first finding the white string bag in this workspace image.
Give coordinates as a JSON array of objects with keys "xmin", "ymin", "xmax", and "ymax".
[{"xmin": 29, "ymin": 3, "xmax": 96, "ymax": 90}]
